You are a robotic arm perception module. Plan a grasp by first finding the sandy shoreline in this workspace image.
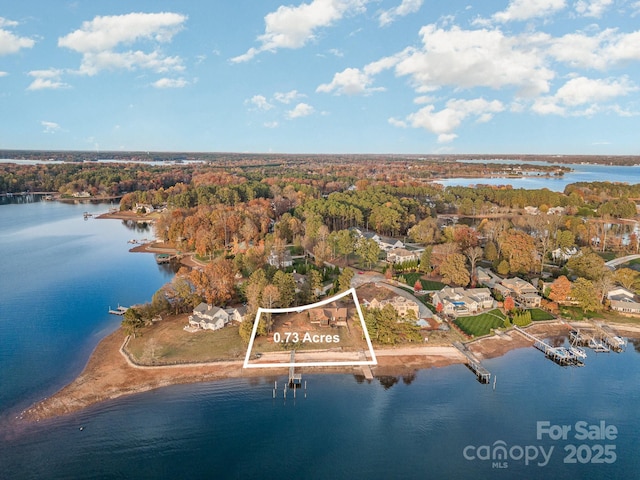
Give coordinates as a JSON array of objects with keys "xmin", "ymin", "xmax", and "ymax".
[{"xmin": 20, "ymin": 318, "xmax": 636, "ymax": 424}]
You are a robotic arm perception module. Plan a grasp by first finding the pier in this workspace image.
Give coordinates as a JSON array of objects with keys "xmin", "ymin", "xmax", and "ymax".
[
  {"xmin": 453, "ymin": 342, "xmax": 491, "ymax": 384},
  {"xmin": 108, "ymin": 305, "xmax": 129, "ymax": 316},
  {"xmin": 570, "ymin": 326, "xmax": 625, "ymax": 353},
  {"xmin": 288, "ymin": 350, "xmax": 302, "ymax": 387},
  {"xmin": 514, "ymin": 326, "xmax": 584, "ymax": 366}
]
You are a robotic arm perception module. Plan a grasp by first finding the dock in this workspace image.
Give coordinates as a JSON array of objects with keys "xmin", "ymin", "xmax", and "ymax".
[
  {"xmin": 288, "ymin": 350, "xmax": 302, "ymax": 387},
  {"xmin": 570, "ymin": 326, "xmax": 625, "ymax": 353},
  {"xmin": 108, "ymin": 305, "xmax": 129, "ymax": 316},
  {"xmin": 359, "ymin": 351, "xmax": 374, "ymax": 380},
  {"xmin": 514, "ymin": 326, "xmax": 584, "ymax": 366},
  {"xmin": 453, "ymin": 342, "xmax": 491, "ymax": 383}
]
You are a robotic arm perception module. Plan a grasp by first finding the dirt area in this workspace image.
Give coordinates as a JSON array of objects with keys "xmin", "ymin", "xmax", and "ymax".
[{"xmin": 20, "ymin": 319, "xmax": 639, "ymax": 423}]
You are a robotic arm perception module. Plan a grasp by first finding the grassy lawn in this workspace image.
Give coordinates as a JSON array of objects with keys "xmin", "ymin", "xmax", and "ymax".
[
  {"xmin": 127, "ymin": 315, "xmax": 246, "ymax": 365},
  {"xmin": 559, "ymin": 306, "xmax": 607, "ymax": 321},
  {"xmin": 528, "ymin": 308, "xmax": 555, "ymax": 321},
  {"xmin": 454, "ymin": 309, "xmax": 506, "ymax": 337},
  {"xmin": 399, "ymin": 272, "xmax": 445, "ymax": 291}
]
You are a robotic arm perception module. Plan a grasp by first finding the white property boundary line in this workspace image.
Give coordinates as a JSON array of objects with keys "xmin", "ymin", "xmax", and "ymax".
[{"xmin": 242, "ymin": 287, "xmax": 377, "ymax": 369}]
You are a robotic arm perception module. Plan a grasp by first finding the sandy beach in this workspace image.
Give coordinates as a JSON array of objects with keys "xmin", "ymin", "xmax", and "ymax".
[{"xmin": 21, "ymin": 317, "xmax": 625, "ymax": 423}]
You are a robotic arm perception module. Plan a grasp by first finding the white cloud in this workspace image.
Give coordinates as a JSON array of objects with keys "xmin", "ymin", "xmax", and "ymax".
[
  {"xmin": 58, "ymin": 12, "xmax": 187, "ymax": 75},
  {"xmin": 0, "ymin": 17, "xmax": 35, "ymax": 55},
  {"xmin": 379, "ymin": 0, "xmax": 423, "ymax": 26},
  {"xmin": 27, "ymin": 69, "xmax": 70, "ymax": 90},
  {"xmin": 274, "ymin": 90, "xmax": 305, "ymax": 104},
  {"xmin": 0, "ymin": 71, "xmax": 7, "ymax": 77},
  {"xmin": 316, "ymin": 66, "xmax": 384, "ymax": 95},
  {"xmin": 392, "ymin": 25, "xmax": 554, "ymax": 97},
  {"xmin": 395, "ymin": 97, "xmax": 504, "ymax": 142},
  {"xmin": 264, "ymin": 121, "xmax": 279, "ymax": 128},
  {"xmin": 575, "ymin": 0, "xmax": 613, "ymax": 18},
  {"xmin": 532, "ymin": 76, "xmax": 637, "ymax": 115},
  {"xmin": 247, "ymin": 94, "xmax": 274, "ymax": 110},
  {"xmin": 287, "ymin": 102, "xmax": 315, "ymax": 118},
  {"xmin": 548, "ymin": 29, "xmax": 640, "ymax": 70},
  {"xmin": 152, "ymin": 77, "xmax": 188, "ymax": 88},
  {"xmin": 231, "ymin": 0, "xmax": 368, "ymax": 63},
  {"xmin": 492, "ymin": 0, "xmax": 566, "ymax": 23},
  {"xmin": 41, "ymin": 121, "xmax": 61, "ymax": 133}
]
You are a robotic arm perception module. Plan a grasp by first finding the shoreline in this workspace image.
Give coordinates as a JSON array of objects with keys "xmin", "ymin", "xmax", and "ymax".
[{"xmin": 20, "ymin": 318, "xmax": 638, "ymax": 424}]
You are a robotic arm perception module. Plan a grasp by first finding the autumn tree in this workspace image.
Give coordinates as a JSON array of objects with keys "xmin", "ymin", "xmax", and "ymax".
[
  {"xmin": 464, "ymin": 246, "xmax": 483, "ymax": 287},
  {"xmin": 498, "ymin": 230, "xmax": 538, "ymax": 273},
  {"xmin": 245, "ymin": 269, "xmax": 268, "ymax": 316},
  {"xmin": 312, "ymin": 239, "xmax": 332, "ymax": 267},
  {"xmin": 566, "ymin": 249, "xmax": 607, "ymax": 281},
  {"xmin": 407, "ymin": 217, "xmax": 441, "ymax": 244},
  {"xmin": 548, "ymin": 275, "xmax": 572, "ymax": 303},
  {"xmin": 414, "ymin": 279, "xmax": 423, "ymax": 292},
  {"xmin": 439, "ymin": 253, "xmax": 470, "ymax": 287},
  {"xmin": 503, "ymin": 296, "xmax": 515, "ymax": 312},
  {"xmin": 614, "ymin": 268, "xmax": 640, "ymax": 292},
  {"xmin": 261, "ymin": 284, "xmax": 281, "ymax": 333}
]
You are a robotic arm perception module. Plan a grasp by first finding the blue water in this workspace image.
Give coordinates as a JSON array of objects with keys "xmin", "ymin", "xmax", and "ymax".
[
  {"xmin": 437, "ymin": 162, "xmax": 640, "ymax": 191},
  {"xmin": 1, "ymin": 199, "xmax": 640, "ymax": 479}
]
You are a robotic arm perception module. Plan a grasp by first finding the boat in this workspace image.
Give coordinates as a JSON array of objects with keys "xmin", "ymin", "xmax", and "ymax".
[{"xmin": 569, "ymin": 345, "xmax": 587, "ymax": 360}]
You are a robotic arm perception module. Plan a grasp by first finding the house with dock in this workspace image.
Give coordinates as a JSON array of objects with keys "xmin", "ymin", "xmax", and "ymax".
[
  {"xmin": 499, "ymin": 277, "xmax": 542, "ymax": 308},
  {"xmin": 607, "ymin": 287, "xmax": 640, "ymax": 315},
  {"xmin": 431, "ymin": 286, "xmax": 494, "ymax": 317}
]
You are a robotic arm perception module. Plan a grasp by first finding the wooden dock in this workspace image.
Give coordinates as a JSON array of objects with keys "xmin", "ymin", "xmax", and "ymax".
[
  {"xmin": 453, "ymin": 342, "xmax": 491, "ymax": 384},
  {"xmin": 108, "ymin": 305, "xmax": 129, "ymax": 316},
  {"xmin": 514, "ymin": 326, "xmax": 584, "ymax": 366},
  {"xmin": 288, "ymin": 350, "xmax": 302, "ymax": 387}
]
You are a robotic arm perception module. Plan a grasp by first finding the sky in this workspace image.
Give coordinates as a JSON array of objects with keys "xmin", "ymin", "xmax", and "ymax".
[{"xmin": 2, "ymin": 0, "xmax": 640, "ymax": 155}]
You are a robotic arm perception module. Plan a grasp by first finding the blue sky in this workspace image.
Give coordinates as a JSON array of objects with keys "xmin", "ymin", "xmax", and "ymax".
[{"xmin": 2, "ymin": 0, "xmax": 640, "ymax": 154}]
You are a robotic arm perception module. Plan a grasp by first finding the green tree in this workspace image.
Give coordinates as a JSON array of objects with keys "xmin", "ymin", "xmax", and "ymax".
[
  {"xmin": 273, "ymin": 271, "xmax": 296, "ymax": 308},
  {"xmin": 484, "ymin": 240, "xmax": 498, "ymax": 262},
  {"xmin": 418, "ymin": 246, "xmax": 433, "ymax": 274},
  {"xmin": 356, "ymin": 237, "xmax": 381, "ymax": 269},
  {"xmin": 571, "ymin": 278, "xmax": 602, "ymax": 312},
  {"xmin": 338, "ymin": 268, "xmax": 354, "ymax": 292},
  {"xmin": 122, "ymin": 308, "xmax": 144, "ymax": 338}
]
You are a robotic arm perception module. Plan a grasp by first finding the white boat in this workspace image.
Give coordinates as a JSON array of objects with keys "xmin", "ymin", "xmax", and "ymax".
[{"xmin": 569, "ymin": 346, "xmax": 587, "ymax": 359}]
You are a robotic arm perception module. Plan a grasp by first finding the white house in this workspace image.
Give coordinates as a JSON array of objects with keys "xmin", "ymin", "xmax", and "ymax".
[
  {"xmin": 607, "ymin": 287, "xmax": 640, "ymax": 315},
  {"xmin": 386, "ymin": 248, "xmax": 419, "ymax": 264},
  {"xmin": 551, "ymin": 247, "xmax": 579, "ymax": 262},
  {"xmin": 188, "ymin": 303, "xmax": 230, "ymax": 331},
  {"xmin": 432, "ymin": 286, "xmax": 494, "ymax": 317},
  {"xmin": 267, "ymin": 249, "xmax": 293, "ymax": 268},
  {"xmin": 366, "ymin": 296, "xmax": 420, "ymax": 318}
]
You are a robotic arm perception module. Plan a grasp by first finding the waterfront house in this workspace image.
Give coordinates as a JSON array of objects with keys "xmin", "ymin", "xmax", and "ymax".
[
  {"xmin": 188, "ymin": 303, "xmax": 230, "ymax": 331},
  {"xmin": 309, "ymin": 302, "xmax": 349, "ymax": 326},
  {"xmin": 431, "ymin": 286, "xmax": 494, "ymax": 317},
  {"xmin": 607, "ymin": 287, "xmax": 640, "ymax": 315},
  {"xmin": 500, "ymin": 277, "xmax": 542, "ymax": 308}
]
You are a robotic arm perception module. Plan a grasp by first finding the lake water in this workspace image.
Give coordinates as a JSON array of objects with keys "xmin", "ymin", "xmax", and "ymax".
[
  {"xmin": 1, "ymin": 199, "xmax": 640, "ymax": 479},
  {"xmin": 436, "ymin": 161, "xmax": 640, "ymax": 191}
]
